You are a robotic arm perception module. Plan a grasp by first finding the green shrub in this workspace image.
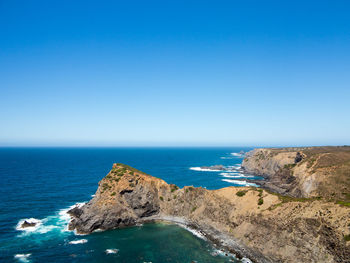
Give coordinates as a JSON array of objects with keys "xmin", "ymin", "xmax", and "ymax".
[
  {"xmin": 171, "ymin": 185, "xmax": 179, "ymax": 192},
  {"xmin": 344, "ymin": 234, "xmax": 350, "ymax": 242},
  {"xmin": 284, "ymin": 163, "xmax": 297, "ymax": 169},
  {"xmin": 111, "ymin": 192, "xmax": 116, "ymax": 196},
  {"xmin": 236, "ymin": 190, "xmax": 247, "ymax": 197},
  {"xmin": 129, "ymin": 183, "xmax": 134, "ymax": 187},
  {"xmin": 191, "ymin": 206, "xmax": 197, "ymax": 212},
  {"xmin": 159, "ymin": 196, "xmax": 164, "ymax": 201},
  {"xmin": 114, "ymin": 163, "xmax": 150, "ymax": 176},
  {"xmin": 337, "ymin": 201, "xmax": 350, "ymax": 207},
  {"xmin": 102, "ymin": 183, "xmax": 110, "ymax": 190},
  {"xmin": 106, "ymin": 175, "xmax": 113, "ymax": 180},
  {"xmin": 258, "ymin": 198, "xmax": 264, "ymax": 205}
]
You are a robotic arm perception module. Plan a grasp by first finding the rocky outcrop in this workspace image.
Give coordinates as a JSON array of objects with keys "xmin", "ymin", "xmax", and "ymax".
[
  {"xmin": 68, "ymin": 163, "xmax": 350, "ymax": 263},
  {"xmin": 21, "ymin": 220, "xmax": 37, "ymax": 228},
  {"xmin": 242, "ymin": 148, "xmax": 305, "ymax": 196},
  {"xmin": 242, "ymin": 146, "xmax": 350, "ymax": 200},
  {"xmin": 242, "ymin": 148, "xmax": 304, "ymax": 177},
  {"xmin": 200, "ymin": 165, "xmax": 226, "ymax": 170}
]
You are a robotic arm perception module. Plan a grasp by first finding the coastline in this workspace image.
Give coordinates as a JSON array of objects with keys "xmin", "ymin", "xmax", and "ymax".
[
  {"xmin": 66, "ymin": 205, "xmax": 265, "ymax": 262},
  {"xmin": 143, "ymin": 215, "xmax": 265, "ymax": 263},
  {"xmin": 67, "ymin": 153, "xmax": 350, "ymax": 263}
]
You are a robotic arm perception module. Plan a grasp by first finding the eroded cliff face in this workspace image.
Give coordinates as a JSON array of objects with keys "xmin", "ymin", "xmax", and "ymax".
[
  {"xmin": 68, "ymin": 163, "xmax": 350, "ymax": 263},
  {"xmin": 242, "ymin": 148, "xmax": 303, "ymax": 177},
  {"xmin": 242, "ymin": 147, "xmax": 350, "ymax": 200}
]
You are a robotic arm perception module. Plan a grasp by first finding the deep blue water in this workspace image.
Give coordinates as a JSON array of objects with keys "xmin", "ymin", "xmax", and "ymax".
[{"xmin": 0, "ymin": 147, "xmax": 257, "ymax": 263}]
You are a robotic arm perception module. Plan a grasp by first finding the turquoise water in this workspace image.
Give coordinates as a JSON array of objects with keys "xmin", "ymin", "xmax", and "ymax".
[{"xmin": 0, "ymin": 147, "xmax": 258, "ymax": 262}]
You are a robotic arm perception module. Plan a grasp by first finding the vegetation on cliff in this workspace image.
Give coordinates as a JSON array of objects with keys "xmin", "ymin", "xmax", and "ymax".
[
  {"xmin": 68, "ymin": 159, "xmax": 350, "ymax": 263},
  {"xmin": 242, "ymin": 146, "xmax": 350, "ymax": 207}
]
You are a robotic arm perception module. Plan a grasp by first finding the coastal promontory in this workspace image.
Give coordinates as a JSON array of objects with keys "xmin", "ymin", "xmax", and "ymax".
[{"xmin": 68, "ymin": 147, "xmax": 350, "ymax": 263}]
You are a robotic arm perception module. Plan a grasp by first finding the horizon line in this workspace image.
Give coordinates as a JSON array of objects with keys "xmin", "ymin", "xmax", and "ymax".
[{"xmin": 0, "ymin": 144, "xmax": 348, "ymax": 148}]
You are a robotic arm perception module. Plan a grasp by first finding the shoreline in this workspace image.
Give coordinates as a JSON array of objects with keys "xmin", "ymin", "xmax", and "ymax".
[
  {"xmin": 67, "ymin": 209, "xmax": 261, "ymax": 262},
  {"xmin": 134, "ymin": 215, "xmax": 270, "ymax": 263},
  {"xmin": 68, "ymin": 211, "xmax": 267, "ymax": 262},
  {"xmin": 68, "ymin": 161, "xmax": 350, "ymax": 263}
]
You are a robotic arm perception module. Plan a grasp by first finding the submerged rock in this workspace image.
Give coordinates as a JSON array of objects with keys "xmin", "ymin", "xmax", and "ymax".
[
  {"xmin": 200, "ymin": 165, "xmax": 226, "ymax": 170},
  {"xmin": 21, "ymin": 220, "xmax": 37, "ymax": 228}
]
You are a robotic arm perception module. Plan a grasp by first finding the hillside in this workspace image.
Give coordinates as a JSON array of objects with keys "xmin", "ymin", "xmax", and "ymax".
[
  {"xmin": 68, "ymin": 162, "xmax": 350, "ymax": 263},
  {"xmin": 242, "ymin": 146, "xmax": 350, "ymax": 204}
]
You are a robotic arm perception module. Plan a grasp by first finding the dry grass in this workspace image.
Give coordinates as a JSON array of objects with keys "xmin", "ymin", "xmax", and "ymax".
[{"xmin": 272, "ymin": 146, "xmax": 350, "ymax": 203}]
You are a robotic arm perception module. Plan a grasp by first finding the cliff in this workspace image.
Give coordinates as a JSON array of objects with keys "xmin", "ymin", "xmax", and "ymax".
[
  {"xmin": 68, "ymin": 162, "xmax": 350, "ymax": 263},
  {"xmin": 242, "ymin": 146, "xmax": 350, "ymax": 201}
]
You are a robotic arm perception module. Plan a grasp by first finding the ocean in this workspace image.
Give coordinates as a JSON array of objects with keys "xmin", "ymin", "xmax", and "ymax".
[{"xmin": 0, "ymin": 147, "xmax": 261, "ymax": 263}]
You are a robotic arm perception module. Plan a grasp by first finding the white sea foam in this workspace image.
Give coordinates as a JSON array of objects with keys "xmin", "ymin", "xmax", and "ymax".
[
  {"xmin": 16, "ymin": 202, "xmax": 86, "ymax": 237},
  {"xmin": 220, "ymin": 157, "xmax": 234, "ymax": 159},
  {"xmin": 16, "ymin": 218, "xmax": 42, "ymax": 232},
  {"xmin": 105, "ymin": 248, "xmax": 119, "ymax": 254},
  {"xmin": 69, "ymin": 239, "xmax": 88, "ymax": 244},
  {"xmin": 162, "ymin": 217, "xmax": 207, "ymax": 240},
  {"xmin": 220, "ymin": 172, "xmax": 241, "ymax": 176},
  {"xmin": 16, "ymin": 218, "xmax": 58, "ymax": 236},
  {"xmin": 241, "ymin": 258, "xmax": 253, "ymax": 263},
  {"xmin": 211, "ymin": 248, "xmax": 238, "ymax": 259},
  {"xmin": 58, "ymin": 202, "xmax": 86, "ymax": 232},
  {"xmin": 14, "ymin": 254, "xmax": 31, "ymax": 262},
  {"xmin": 220, "ymin": 173, "xmax": 254, "ymax": 179},
  {"xmin": 222, "ymin": 179, "xmax": 259, "ymax": 187},
  {"xmin": 189, "ymin": 167, "xmax": 222, "ymax": 172},
  {"xmin": 225, "ymin": 165, "xmax": 241, "ymax": 172},
  {"xmin": 182, "ymin": 225, "xmax": 206, "ymax": 240},
  {"xmin": 230, "ymin": 152, "xmax": 244, "ymax": 157}
]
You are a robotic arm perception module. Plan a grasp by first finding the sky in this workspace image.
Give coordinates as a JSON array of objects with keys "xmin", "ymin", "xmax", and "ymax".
[{"xmin": 1, "ymin": 0, "xmax": 350, "ymax": 147}]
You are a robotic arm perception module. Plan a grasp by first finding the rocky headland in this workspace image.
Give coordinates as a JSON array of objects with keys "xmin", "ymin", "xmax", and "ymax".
[
  {"xmin": 242, "ymin": 146, "xmax": 350, "ymax": 200},
  {"xmin": 68, "ymin": 147, "xmax": 350, "ymax": 263}
]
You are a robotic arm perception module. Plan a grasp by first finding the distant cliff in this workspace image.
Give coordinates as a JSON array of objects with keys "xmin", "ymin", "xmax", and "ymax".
[
  {"xmin": 242, "ymin": 146, "xmax": 350, "ymax": 201},
  {"xmin": 68, "ymin": 162, "xmax": 350, "ymax": 263}
]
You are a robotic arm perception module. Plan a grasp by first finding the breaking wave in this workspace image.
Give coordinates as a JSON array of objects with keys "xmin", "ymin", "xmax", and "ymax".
[
  {"xmin": 189, "ymin": 167, "xmax": 222, "ymax": 172},
  {"xmin": 222, "ymin": 179, "xmax": 259, "ymax": 187},
  {"xmin": 230, "ymin": 152, "xmax": 244, "ymax": 157},
  {"xmin": 105, "ymin": 248, "xmax": 119, "ymax": 254},
  {"xmin": 69, "ymin": 239, "xmax": 88, "ymax": 244},
  {"xmin": 220, "ymin": 173, "xmax": 254, "ymax": 179},
  {"xmin": 182, "ymin": 225, "xmax": 206, "ymax": 240},
  {"xmin": 15, "ymin": 202, "xmax": 85, "ymax": 236},
  {"xmin": 14, "ymin": 254, "xmax": 31, "ymax": 262},
  {"xmin": 16, "ymin": 218, "xmax": 43, "ymax": 232}
]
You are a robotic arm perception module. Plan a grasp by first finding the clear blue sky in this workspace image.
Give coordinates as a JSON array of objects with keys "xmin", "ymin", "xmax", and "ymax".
[{"xmin": 1, "ymin": 0, "xmax": 350, "ymax": 147}]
